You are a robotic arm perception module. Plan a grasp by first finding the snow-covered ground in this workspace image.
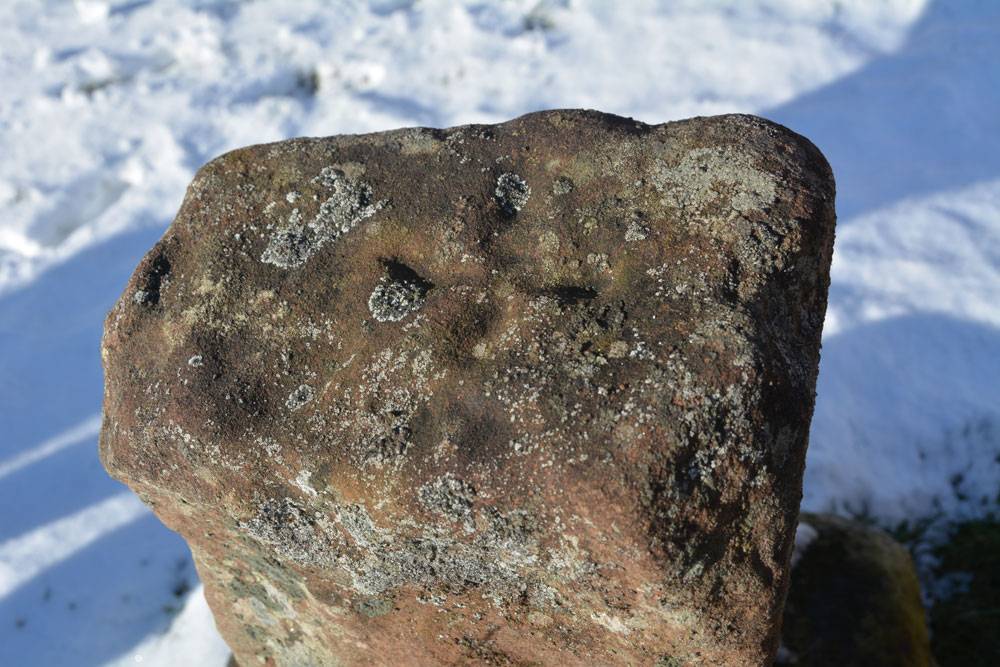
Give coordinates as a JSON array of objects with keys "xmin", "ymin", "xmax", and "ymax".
[{"xmin": 1, "ymin": 1, "xmax": 996, "ymax": 664}]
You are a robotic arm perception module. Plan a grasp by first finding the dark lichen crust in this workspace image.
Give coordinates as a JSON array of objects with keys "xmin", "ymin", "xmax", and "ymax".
[{"xmin": 99, "ymin": 109, "xmax": 835, "ymax": 666}]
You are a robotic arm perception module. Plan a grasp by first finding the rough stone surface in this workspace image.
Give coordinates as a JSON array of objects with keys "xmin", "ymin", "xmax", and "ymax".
[
  {"xmin": 100, "ymin": 109, "xmax": 836, "ymax": 666},
  {"xmin": 780, "ymin": 513, "xmax": 933, "ymax": 666}
]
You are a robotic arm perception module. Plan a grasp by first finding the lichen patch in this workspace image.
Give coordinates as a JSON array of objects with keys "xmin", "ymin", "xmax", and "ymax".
[
  {"xmin": 368, "ymin": 278, "xmax": 427, "ymax": 322},
  {"xmin": 285, "ymin": 383, "xmax": 315, "ymax": 411},
  {"xmin": 261, "ymin": 168, "xmax": 384, "ymax": 268},
  {"xmin": 418, "ymin": 474, "xmax": 476, "ymax": 521},
  {"xmin": 625, "ymin": 219, "xmax": 649, "ymax": 242},
  {"xmin": 495, "ymin": 172, "xmax": 531, "ymax": 213},
  {"xmin": 653, "ymin": 146, "xmax": 777, "ymax": 215},
  {"xmin": 241, "ymin": 497, "xmax": 336, "ymax": 566}
]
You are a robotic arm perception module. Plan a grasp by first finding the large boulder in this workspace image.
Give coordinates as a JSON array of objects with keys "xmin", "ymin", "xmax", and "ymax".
[{"xmin": 100, "ymin": 110, "xmax": 835, "ymax": 666}]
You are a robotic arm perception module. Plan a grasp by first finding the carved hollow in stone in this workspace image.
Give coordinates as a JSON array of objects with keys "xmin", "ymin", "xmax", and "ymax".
[{"xmin": 100, "ymin": 110, "xmax": 836, "ymax": 666}]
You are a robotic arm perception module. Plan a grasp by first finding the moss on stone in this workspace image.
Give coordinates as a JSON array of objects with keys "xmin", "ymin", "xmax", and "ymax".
[{"xmin": 781, "ymin": 513, "xmax": 932, "ymax": 667}]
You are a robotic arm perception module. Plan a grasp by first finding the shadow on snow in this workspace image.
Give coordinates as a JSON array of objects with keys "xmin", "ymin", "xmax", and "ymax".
[{"xmin": 765, "ymin": 0, "xmax": 1000, "ymax": 221}]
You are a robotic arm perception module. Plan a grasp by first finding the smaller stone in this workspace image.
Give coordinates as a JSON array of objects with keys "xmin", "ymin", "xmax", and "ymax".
[{"xmin": 780, "ymin": 513, "xmax": 933, "ymax": 666}]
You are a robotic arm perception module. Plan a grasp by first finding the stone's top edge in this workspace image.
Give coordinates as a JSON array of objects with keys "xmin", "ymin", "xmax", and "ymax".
[
  {"xmin": 197, "ymin": 108, "xmax": 831, "ymax": 186},
  {"xmin": 253, "ymin": 109, "xmax": 801, "ymax": 140}
]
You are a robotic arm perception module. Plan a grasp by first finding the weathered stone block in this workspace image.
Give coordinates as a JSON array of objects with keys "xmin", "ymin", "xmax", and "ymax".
[{"xmin": 100, "ymin": 110, "xmax": 835, "ymax": 665}]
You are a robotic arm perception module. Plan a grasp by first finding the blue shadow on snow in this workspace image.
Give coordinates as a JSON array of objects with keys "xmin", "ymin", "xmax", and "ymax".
[{"xmin": 765, "ymin": 0, "xmax": 1000, "ymax": 221}]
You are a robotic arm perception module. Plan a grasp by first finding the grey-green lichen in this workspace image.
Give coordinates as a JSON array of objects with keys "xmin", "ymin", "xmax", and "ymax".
[
  {"xmin": 625, "ymin": 219, "xmax": 649, "ymax": 242},
  {"xmin": 261, "ymin": 168, "xmax": 384, "ymax": 269},
  {"xmin": 353, "ymin": 598, "xmax": 394, "ymax": 618},
  {"xmin": 319, "ymin": 347, "xmax": 439, "ymax": 469},
  {"xmin": 241, "ymin": 497, "xmax": 337, "ymax": 567},
  {"xmin": 285, "ymin": 384, "xmax": 315, "ymax": 411},
  {"xmin": 552, "ymin": 175, "xmax": 574, "ymax": 195},
  {"xmin": 653, "ymin": 146, "xmax": 777, "ymax": 215},
  {"xmin": 495, "ymin": 172, "xmax": 531, "ymax": 213},
  {"xmin": 333, "ymin": 503, "xmax": 545, "ymax": 603},
  {"xmin": 367, "ymin": 278, "xmax": 426, "ymax": 322},
  {"xmin": 418, "ymin": 473, "xmax": 476, "ymax": 521}
]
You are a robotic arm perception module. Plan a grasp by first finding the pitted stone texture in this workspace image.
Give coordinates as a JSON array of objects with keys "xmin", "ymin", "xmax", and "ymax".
[{"xmin": 100, "ymin": 110, "xmax": 835, "ymax": 666}]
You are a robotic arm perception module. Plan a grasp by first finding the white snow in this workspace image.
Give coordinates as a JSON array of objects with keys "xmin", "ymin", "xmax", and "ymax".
[
  {"xmin": 102, "ymin": 585, "xmax": 232, "ymax": 667},
  {"xmin": 1, "ymin": 1, "xmax": 996, "ymax": 664},
  {"xmin": 790, "ymin": 521, "xmax": 820, "ymax": 569},
  {"xmin": 0, "ymin": 492, "xmax": 147, "ymax": 599},
  {"xmin": 0, "ymin": 413, "xmax": 102, "ymax": 481}
]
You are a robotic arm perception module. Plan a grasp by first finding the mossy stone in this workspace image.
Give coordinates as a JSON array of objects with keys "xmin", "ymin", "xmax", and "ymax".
[{"xmin": 782, "ymin": 512, "xmax": 933, "ymax": 666}]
